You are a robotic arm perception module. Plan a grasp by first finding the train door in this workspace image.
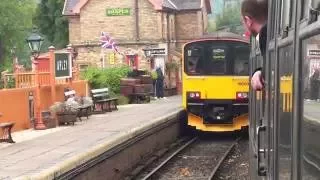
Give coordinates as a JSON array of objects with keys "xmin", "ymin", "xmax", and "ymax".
[
  {"xmin": 248, "ymin": 34, "xmax": 262, "ymax": 179},
  {"xmin": 248, "ymin": 23, "xmax": 268, "ymax": 180},
  {"xmin": 298, "ymin": 0, "xmax": 320, "ymax": 179},
  {"xmin": 249, "ymin": 0, "xmax": 279, "ymax": 179},
  {"xmin": 274, "ymin": 0, "xmax": 296, "ymax": 179}
]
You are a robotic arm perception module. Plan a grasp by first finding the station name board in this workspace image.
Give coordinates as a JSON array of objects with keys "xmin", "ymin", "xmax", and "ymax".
[
  {"xmin": 308, "ymin": 49, "xmax": 320, "ymax": 56},
  {"xmin": 150, "ymin": 48, "xmax": 167, "ymax": 55},
  {"xmin": 106, "ymin": 8, "xmax": 130, "ymax": 16},
  {"xmin": 55, "ymin": 52, "xmax": 72, "ymax": 79}
]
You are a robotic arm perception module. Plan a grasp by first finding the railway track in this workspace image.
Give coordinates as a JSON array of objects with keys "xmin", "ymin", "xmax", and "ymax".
[{"xmin": 131, "ymin": 134, "xmax": 241, "ymax": 180}]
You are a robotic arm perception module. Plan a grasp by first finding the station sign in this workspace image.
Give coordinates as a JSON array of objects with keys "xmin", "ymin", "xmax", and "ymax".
[
  {"xmin": 55, "ymin": 52, "xmax": 72, "ymax": 79},
  {"xmin": 106, "ymin": 8, "xmax": 130, "ymax": 16},
  {"xmin": 308, "ymin": 49, "xmax": 320, "ymax": 57},
  {"xmin": 149, "ymin": 48, "xmax": 167, "ymax": 56}
]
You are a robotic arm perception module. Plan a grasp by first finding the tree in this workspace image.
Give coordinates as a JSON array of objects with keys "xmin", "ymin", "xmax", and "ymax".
[
  {"xmin": 0, "ymin": 0, "xmax": 36, "ymax": 71},
  {"xmin": 207, "ymin": 19, "xmax": 216, "ymax": 33},
  {"xmin": 34, "ymin": 0, "xmax": 69, "ymax": 50},
  {"xmin": 212, "ymin": 3, "xmax": 244, "ymax": 35}
]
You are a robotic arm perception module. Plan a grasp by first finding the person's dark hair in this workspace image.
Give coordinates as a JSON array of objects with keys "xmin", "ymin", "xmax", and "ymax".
[{"xmin": 241, "ymin": 0, "xmax": 268, "ymax": 23}]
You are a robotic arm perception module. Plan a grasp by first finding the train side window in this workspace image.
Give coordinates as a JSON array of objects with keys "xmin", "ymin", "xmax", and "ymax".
[
  {"xmin": 301, "ymin": 0, "xmax": 309, "ymax": 20},
  {"xmin": 280, "ymin": 0, "xmax": 291, "ymax": 36},
  {"xmin": 270, "ymin": 0, "xmax": 277, "ymax": 39},
  {"xmin": 308, "ymin": 0, "xmax": 320, "ymax": 23},
  {"xmin": 302, "ymin": 34, "xmax": 320, "ymax": 179},
  {"xmin": 289, "ymin": 0, "xmax": 296, "ymax": 27},
  {"xmin": 278, "ymin": 45, "xmax": 294, "ymax": 179}
]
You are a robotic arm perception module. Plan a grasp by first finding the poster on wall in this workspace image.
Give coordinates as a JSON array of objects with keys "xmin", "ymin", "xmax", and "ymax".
[
  {"xmin": 109, "ymin": 53, "xmax": 115, "ymax": 65},
  {"xmin": 55, "ymin": 52, "xmax": 72, "ymax": 79}
]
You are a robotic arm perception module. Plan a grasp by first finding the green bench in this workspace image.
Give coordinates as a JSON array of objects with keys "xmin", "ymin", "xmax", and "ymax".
[{"xmin": 91, "ymin": 88, "xmax": 118, "ymax": 113}]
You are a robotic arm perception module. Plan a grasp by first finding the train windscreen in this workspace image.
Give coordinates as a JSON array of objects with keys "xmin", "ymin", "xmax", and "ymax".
[{"xmin": 184, "ymin": 40, "xmax": 250, "ymax": 76}]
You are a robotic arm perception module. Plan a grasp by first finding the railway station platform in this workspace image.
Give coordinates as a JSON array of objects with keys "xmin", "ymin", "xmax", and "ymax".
[
  {"xmin": 0, "ymin": 96, "xmax": 183, "ymax": 180},
  {"xmin": 304, "ymin": 100, "xmax": 320, "ymax": 124}
]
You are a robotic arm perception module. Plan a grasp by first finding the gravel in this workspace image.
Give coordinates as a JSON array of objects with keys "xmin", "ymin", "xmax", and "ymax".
[{"xmin": 213, "ymin": 137, "xmax": 249, "ymax": 180}]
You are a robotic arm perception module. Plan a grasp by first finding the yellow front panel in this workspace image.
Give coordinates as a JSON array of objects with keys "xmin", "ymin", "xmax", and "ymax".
[
  {"xmin": 188, "ymin": 113, "xmax": 249, "ymax": 132},
  {"xmin": 182, "ymin": 73, "xmax": 249, "ymax": 108}
]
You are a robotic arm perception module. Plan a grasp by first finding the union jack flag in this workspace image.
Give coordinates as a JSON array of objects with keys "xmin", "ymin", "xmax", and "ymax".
[{"xmin": 100, "ymin": 32, "xmax": 120, "ymax": 54}]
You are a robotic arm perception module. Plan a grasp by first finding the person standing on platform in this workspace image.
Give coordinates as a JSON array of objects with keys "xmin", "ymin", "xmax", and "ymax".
[{"xmin": 156, "ymin": 66, "xmax": 164, "ymax": 99}]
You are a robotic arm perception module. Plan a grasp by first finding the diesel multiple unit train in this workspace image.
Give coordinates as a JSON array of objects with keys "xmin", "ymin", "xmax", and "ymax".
[{"xmin": 182, "ymin": 32, "xmax": 250, "ymax": 132}]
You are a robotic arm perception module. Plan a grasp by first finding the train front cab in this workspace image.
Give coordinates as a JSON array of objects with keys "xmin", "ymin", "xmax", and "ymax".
[
  {"xmin": 249, "ymin": 0, "xmax": 320, "ymax": 179},
  {"xmin": 182, "ymin": 38, "xmax": 250, "ymax": 132}
]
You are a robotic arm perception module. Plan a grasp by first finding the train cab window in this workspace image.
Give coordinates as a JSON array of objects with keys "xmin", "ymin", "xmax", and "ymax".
[
  {"xmin": 184, "ymin": 41, "xmax": 250, "ymax": 76},
  {"xmin": 233, "ymin": 45, "xmax": 250, "ymax": 76},
  {"xmin": 186, "ymin": 46, "xmax": 204, "ymax": 75},
  {"xmin": 210, "ymin": 47, "xmax": 227, "ymax": 74}
]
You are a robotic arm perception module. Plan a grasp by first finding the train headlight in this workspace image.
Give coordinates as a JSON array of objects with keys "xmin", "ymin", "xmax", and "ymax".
[
  {"xmin": 187, "ymin": 92, "xmax": 201, "ymax": 99},
  {"xmin": 236, "ymin": 92, "xmax": 248, "ymax": 99}
]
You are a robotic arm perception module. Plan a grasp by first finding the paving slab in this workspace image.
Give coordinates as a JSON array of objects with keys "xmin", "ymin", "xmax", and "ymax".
[{"xmin": 0, "ymin": 96, "xmax": 182, "ymax": 179}]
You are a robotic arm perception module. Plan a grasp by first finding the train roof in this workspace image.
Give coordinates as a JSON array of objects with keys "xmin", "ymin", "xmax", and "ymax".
[{"xmin": 186, "ymin": 32, "xmax": 249, "ymax": 45}]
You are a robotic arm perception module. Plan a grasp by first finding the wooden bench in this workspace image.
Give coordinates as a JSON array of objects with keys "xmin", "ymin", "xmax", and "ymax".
[
  {"xmin": 0, "ymin": 123, "xmax": 15, "ymax": 143},
  {"xmin": 0, "ymin": 113, "xmax": 15, "ymax": 143},
  {"xmin": 91, "ymin": 88, "xmax": 118, "ymax": 113}
]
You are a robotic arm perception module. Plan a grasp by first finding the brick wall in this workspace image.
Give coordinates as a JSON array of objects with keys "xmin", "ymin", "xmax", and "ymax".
[
  {"xmin": 75, "ymin": 45, "xmax": 151, "ymax": 70},
  {"xmin": 66, "ymin": 0, "xmax": 209, "ymax": 69},
  {"xmin": 138, "ymin": 0, "xmax": 162, "ymax": 40},
  {"xmin": 67, "ymin": 0, "xmax": 209, "ymax": 44},
  {"xmin": 175, "ymin": 11, "xmax": 201, "ymax": 40},
  {"xmin": 69, "ymin": 0, "xmax": 164, "ymax": 43},
  {"xmin": 69, "ymin": 17, "xmax": 81, "ymax": 44},
  {"xmin": 80, "ymin": 0, "xmax": 136, "ymax": 42}
]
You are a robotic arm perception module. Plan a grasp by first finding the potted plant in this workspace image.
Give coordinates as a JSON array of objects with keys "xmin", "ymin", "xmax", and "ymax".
[
  {"xmin": 41, "ymin": 110, "xmax": 56, "ymax": 129},
  {"xmin": 49, "ymin": 101, "xmax": 79, "ymax": 126}
]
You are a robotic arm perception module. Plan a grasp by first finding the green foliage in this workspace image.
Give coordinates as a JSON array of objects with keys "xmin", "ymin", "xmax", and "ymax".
[
  {"xmin": 117, "ymin": 95, "xmax": 130, "ymax": 105},
  {"xmin": 33, "ymin": 0, "xmax": 69, "ymax": 49},
  {"xmin": 208, "ymin": 19, "xmax": 217, "ymax": 33},
  {"xmin": 81, "ymin": 66, "xmax": 132, "ymax": 94},
  {"xmin": 214, "ymin": 3, "xmax": 244, "ymax": 34},
  {"xmin": 165, "ymin": 61, "xmax": 179, "ymax": 73},
  {"xmin": 0, "ymin": 0, "xmax": 36, "ymax": 71},
  {"xmin": 0, "ymin": 76, "xmax": 15, "ymax": 89},
  {"xmin": 151, "ymin": 71, "xmax": 158, "ymax": 80}
]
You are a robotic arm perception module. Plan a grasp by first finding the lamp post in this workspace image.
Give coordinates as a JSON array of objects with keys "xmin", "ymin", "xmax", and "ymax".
[
  {"xmin": 26, "ymin": 29, "xmax": 44, "ymax": 58},
  {"xmin": 143, "ymin": 46, "xmax": 152, "ymax": 58},
  {"xmin": 143, "ymin": 46, "xmax": 154, "ymax": 69},
  {"xmin": 26, "ymin": 29, "xmax": 46, "ymax": 130}
]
